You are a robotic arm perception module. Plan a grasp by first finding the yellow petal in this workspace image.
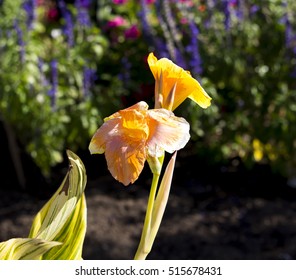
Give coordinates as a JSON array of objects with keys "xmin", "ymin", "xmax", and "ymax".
[
  {"xmin": 147, "ymin": 52, "xmax": 211, "ymax": 110},
  {"xmin": 146, "ymin": 109, "xmax": 190, "ymax": 157},
  {"xmin": 105, "ymin": 137, "xmax": 147, "ymax": 186},
  {"xmin": 147, "ymin": 52, "xmax": 158, "ymax": 80}
]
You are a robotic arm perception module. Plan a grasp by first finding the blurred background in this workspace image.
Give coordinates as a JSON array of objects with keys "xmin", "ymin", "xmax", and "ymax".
[{"xmin": 1, "ymin": 0, "xmax": 296, "ymax": 259}]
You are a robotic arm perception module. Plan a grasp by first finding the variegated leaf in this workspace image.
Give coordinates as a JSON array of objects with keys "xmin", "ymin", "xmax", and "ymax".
[
  {"xmin": 28, "ymin": 150, "xmax": 87, "ymax": 259},
  {"xmin": 0, "ymin": 238, "xmax": 61, "ymax": 260}
]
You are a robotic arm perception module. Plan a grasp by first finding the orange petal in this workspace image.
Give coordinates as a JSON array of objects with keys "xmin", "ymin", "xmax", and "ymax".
[
  {"xmin": 105, "ymin": 136, "xmax": 147, "ymax": 186},
  {"xmin": 119, "ymin": 109, "xmax": 149, "ymax": 140},
  {"xmin": 146, "ymin": 109, "xmax": 190, "ymax": 157}
]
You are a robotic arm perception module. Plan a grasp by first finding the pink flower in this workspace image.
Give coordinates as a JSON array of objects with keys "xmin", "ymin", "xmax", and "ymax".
[
  {"xmin": 124, "ymin": 25, "xmax": 140, "ymax": 39},
  {"xmin": 112, "ymin": 0, "xmax": 128, "ymax": 4},
  {"xmin": 180, "ymin": 18, "xmax": 188, "ymax": 24},
  {"xmin": 37, "ymin": 0, "xmax": 44, "ymax": 6},
  {"xmin": 145, "ymin": 0, "xmax": 156, "ymax": 4},
  {"xmin": 107, "ymin": 16, "xmax": 127, "ymax": 28}
]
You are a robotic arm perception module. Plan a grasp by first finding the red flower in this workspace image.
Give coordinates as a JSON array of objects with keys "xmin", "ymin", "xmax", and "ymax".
[{"xmin": 47, "ymin": 8, "xmax": 59, "ymax": 22}]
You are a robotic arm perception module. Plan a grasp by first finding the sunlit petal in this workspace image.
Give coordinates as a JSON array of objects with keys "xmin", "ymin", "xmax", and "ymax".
[
  {"xmin": 147, "ymin": 52, "xmax": 211, "ymax": 110},
  {"xmin": 89, "ymin": 118, "xmax": 120, "ymax": 154},
  {"xmin": 146, "ymin": 109, "xmax": 190, "ymax": 157},
  {"xmin": 89, "ymin": 100, "xmax": 191, "ymax": 185},
  {"xmin": 105, "ymin": 136, "xmax": 147, "ymax": 186},
  {"xmin": 119, "ymin": 109, "xmax": 149, "ymax": 140}
]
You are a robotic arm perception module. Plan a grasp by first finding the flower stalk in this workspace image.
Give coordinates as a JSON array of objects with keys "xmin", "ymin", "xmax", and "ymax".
[
  {"xmin": 134, "ymin": 170, "xmax": 161, "ymax": 260},
  {"xmin": 134, "ymin": 152, "xmax": 176, "ymax": 260}
]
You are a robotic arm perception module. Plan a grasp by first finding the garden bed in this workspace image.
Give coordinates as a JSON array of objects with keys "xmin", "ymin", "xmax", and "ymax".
[{"xmin": 1, "ymin": 152, "xmax": 296, "ymax": 260}]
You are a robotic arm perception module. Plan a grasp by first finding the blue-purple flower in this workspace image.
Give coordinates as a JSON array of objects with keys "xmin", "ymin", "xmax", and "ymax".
[
  {"xmin": 186, "ymin": 21, "xmax": 202, "ymax": 75},
  {"xmin": 82, "ymin": 66, "xmax": 96, "ymax": 97},
  {"xmin": 75, "ymin": 0, "xmax": 91, "ymax": 28},
  {"xmin": 48, "ymin": 59, "xmax": 58, "ymax": 108},
  {"xmin": 58, "ymin": 0, "xmax": 74, "ymax": 46},
  {"xmin": 22, "ymin": 0, "xmax": 36, "ymax": 30},
  {"xmin": 222, "ymin": 0, "xmax": 231, "ymax": 30}
]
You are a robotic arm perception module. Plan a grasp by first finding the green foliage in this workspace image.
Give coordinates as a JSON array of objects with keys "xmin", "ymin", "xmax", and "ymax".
[
  {"xmin": 98, "ymin": 0, "xmax": 296, "ymax": 176},
  {"xmin": 1, "ymin": 0, "xmax": 296, "ymax": 177},
  {"xmin": 0, "ymin": 0, "xmax": 114, "ymax": 175},
  {"xmin": 189, "ymin": 0, "xmax": 296, "ymax": 175}
]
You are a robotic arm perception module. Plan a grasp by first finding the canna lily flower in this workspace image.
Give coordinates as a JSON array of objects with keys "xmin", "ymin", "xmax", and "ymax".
[
  {"xmin": 147, "ymin": 52, "xmax": 212, "ymax": 111},
  {"xmin": 89, "ymin": 101, "xmax": 190, "ymax": 186}
]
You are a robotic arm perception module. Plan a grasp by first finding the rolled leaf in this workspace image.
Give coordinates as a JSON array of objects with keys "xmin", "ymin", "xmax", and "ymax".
[
  {"xmin": 28, "ymin": 150, "xmax": 87, "ymax": 259},
  {"xmin": 151, "ymin": 152, "xmax": 176, "ymax": 234},
  {"xmin": 0, "ymin": 238, "xmax": 61, "ymax": 260},
  {"xmin": 134, "ymin": 152, "xmax": 177, "ymax": 260}
]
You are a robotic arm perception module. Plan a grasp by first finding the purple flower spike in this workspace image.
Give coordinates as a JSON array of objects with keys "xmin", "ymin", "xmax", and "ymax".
[
  {"xmin": 223, "ymin": 0, "xmax": 231, "ymax": 30},
  {"xmin": 48, "ymin": 59, "xmax": 58, "ymax": 108},
  {"xmin": 58, "ymin": 0, "xmax": 74, "ymax": 46},
  {"xmin": 83, "ymin": 66, "xmax": 96, "ymax": 97},
  {"xmin": 75, "ymin": 0, "xmax": 91, "ymax": 28},
  {"xmin": 22, "ymin": 0, "xmax": 36, "ymax": 30},
  {"xmin": 186, "ymin": 21, "xmax": 202, "ymax": 75}
]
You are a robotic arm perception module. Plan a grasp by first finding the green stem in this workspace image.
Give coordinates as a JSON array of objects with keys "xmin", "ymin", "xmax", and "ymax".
[{"xmin": 134, "ymin": 173, "xmax": 160, "ymax": 260}]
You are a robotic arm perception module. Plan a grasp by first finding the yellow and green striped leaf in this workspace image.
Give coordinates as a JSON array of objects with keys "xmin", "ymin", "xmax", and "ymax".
[
  {"xmin": 0, "ymin": 238, "xmax": 61, "ymax": 260},
  {"xmin": 28, "ymin": 150, "xmax": 87, "ymax": 259}
]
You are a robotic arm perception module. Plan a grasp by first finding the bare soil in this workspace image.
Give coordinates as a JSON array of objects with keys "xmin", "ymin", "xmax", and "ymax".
[{"xmin": 1, "ymin": 151, "xmax": 296, "ymax": 260}]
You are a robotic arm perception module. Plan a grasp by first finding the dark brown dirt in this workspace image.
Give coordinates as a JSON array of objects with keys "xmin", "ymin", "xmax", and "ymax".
[{"xmin": 1, "ymin": 152, "xmax": 296, "ymax": 260}]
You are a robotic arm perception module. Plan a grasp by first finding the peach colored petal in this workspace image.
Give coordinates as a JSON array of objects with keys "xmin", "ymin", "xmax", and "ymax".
[
  {"xmin": 146, "ymin": 109, "xmax": 190, "ymax": 157},
  {"xmin": 89, "ymin": 101, "xmax": 151, "ymax": 185},
  {"xmin": 89, "ymin": 100, "xmax": 191, "ymax": 186},
  {"xmin": 105, "ymin": 136, "xmax": 147, "ymax": 186},
  {"xmin": 89, "ymin": 118, "xmax": 120, "ymax": 154}
]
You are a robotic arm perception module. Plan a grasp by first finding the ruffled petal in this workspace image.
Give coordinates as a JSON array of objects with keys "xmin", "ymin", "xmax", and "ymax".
[
  {"xmin": 105, "ymin": 136, "xmax": 147, "ymax": 186},
  {"xmin": 119, "ymin": 108, "xmax": 149, "ymax": 140},
  {"xmin": 89, "ymin": 101, "xmax": 151, "ymax": 186},
  {"xmin": 146, "ymin": 109, "xmax": 190, "ymax": 157}
]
